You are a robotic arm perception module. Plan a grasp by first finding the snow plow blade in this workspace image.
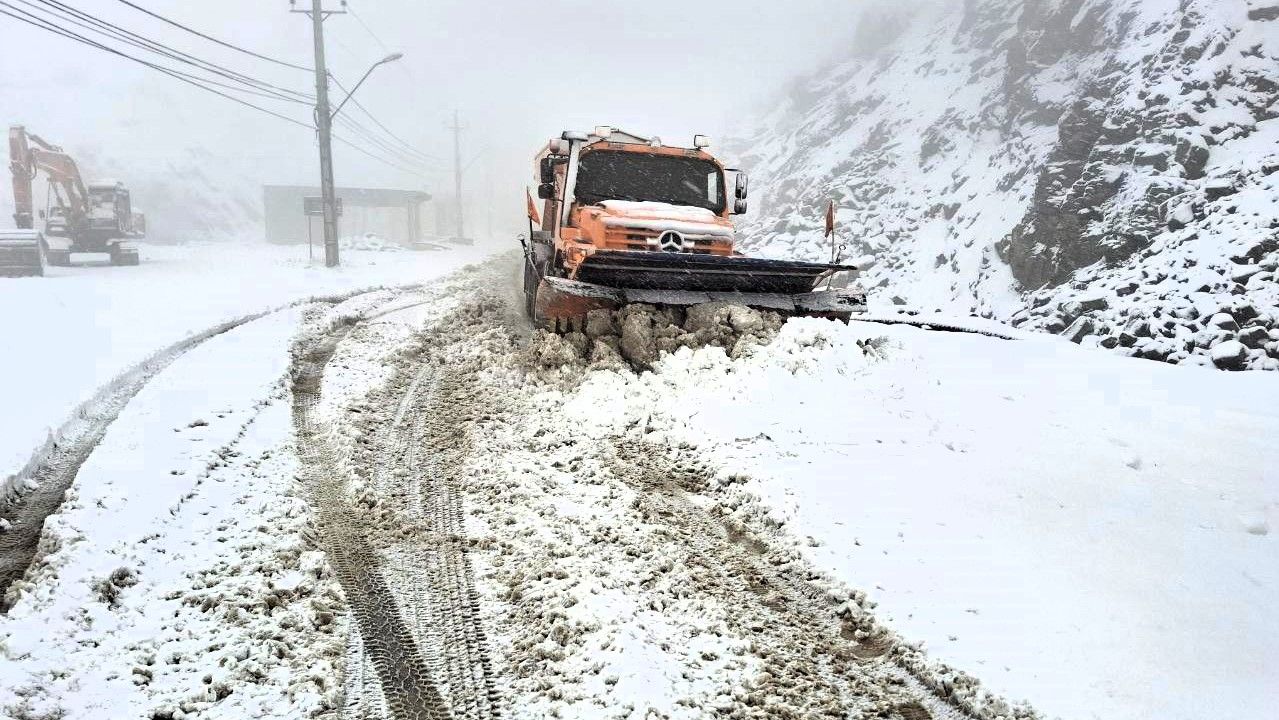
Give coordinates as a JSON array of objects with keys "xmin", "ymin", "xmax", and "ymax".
[
  {"xmin": 533, "ymin": 252, "xmax": 866, "ymax": 330},
  {"xmin": 576, "ymin": 250, "xmax": 849, "ymax": 294},
  {"xmin": 0, "ymin": 230, "xmax": 44, "ymax": 277}
]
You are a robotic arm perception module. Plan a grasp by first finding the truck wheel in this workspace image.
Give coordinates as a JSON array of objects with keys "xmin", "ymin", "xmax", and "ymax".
[{"xmin": 47, "ymin": 250, "xmax": 71, "ymax": 267}]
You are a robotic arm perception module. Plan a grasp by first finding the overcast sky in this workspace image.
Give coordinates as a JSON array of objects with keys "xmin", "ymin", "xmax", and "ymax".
[{"xmin": 0, "ymin": 0, "xmax": 878, "ymax": 237}]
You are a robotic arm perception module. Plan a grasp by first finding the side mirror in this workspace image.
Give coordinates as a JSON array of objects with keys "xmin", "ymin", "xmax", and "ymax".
[
  {"xmin": 537, "ymin": 182, "xmax": 556, "ymax": 200},
  {"xmin": 734, "ymin": 198, "xmax": 748, "ymax": 215},
  {"xmin": 539, "ymin": 157, "xmax": 556, "ymax": 185},
  {"xmin": 735, "ymin": 172, "xmax": 749, "ymax": 200}
]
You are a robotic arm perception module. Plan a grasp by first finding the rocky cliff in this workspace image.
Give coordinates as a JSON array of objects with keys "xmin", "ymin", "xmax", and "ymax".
[{"xmin": 735, "ymin": 0, "xmax": 1279, "ymax": 369}]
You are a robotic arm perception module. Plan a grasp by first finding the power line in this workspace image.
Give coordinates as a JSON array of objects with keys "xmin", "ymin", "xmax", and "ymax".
[
  {"xmin": 16, "ymin": 0, "xmax": 308, "ymax": 105},
  {"xmin": 347, "ymin": 94, "xmax": 443, "ymax": 163},
  {"xmin": 334, "ymin": 114, "xmax": 439, "ymax": 173},
  {"xmin": 0, "ymin": 3, "xmax": 314, "ymax": 129},
  {"xmin": 36, "ymin": 0, "xmax": 313, "ymax": 101},
  {"xmin": 0, "ymin": 2, "xmax": 429, "ymax": 194},
  {"xmin": 26, "ymin": 0, "xmax": 314, "ymax": 103},
  {"xmin": 347, "ymin": 5, "xmax": 391, "ymax": 53},
  {"xmin": 114, "ymin": 0, "xmax": 313, "ymax": 73},
  {"xmin": 321, "ymin": 5, "xmax": 439, "ymax": 182},
  {"xmin": 331, "ymin": 132, "xmax": 435, "ymax": 180},
  {"xmin": 346, "ymin": 4, "xmax": 422, "ymax": 86},
  {"xmin": 329, "ymin": 73, "xmax": 442, "ymax": 164}
]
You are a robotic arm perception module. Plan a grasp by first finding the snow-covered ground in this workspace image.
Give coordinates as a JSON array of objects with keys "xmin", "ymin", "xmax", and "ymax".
[
  {"xmin": 0, "ymin": 244, "xmax": 495, "ymax": 719},
  {"xmin": 0, "ymin": 241, "xmax": 492, "ymax": 490},
  {"xmin": 2, "ymin": 248, "xmax": 1275, "ymax": 719},
  {"xmin": 561, "ymin": 319, "xmax": 1279, "ymax": 720},
  {"xmin": 1, "ymin": 308, "xmax": 347, "ymax": 718}
]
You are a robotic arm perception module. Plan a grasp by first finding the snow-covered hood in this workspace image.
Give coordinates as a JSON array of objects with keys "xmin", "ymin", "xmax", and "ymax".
[{"xmin": 594, "ymin": 200, "xmax": 734, "ymax": 238}]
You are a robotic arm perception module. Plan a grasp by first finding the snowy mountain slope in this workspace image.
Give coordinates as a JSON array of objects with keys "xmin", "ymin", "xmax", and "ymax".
[{"xmin": 733, "ymin": 0, "xmax": 1279, "ymax": 369}]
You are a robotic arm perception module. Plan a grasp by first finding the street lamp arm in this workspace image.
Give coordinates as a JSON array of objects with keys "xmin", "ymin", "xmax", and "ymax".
[{"xmin": 330, "ymin": 52, "xmax": 403, "ymax": 120}]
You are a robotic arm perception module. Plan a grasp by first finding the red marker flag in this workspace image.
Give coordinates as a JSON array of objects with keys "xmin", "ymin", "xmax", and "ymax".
[
  {"xmin": 824, "ymin": 200, "xmax": 836, "ymax": 238},
  {"xmin": 526, "ymin": 187, "xmax": 541, "ymax": 226}
]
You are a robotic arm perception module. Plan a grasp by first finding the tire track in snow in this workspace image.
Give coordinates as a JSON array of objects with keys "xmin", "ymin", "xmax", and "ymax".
[
  {"xmin": 348, "ymin": 300, "xmax": 506, "ymax": 720},
  {"xmin": 402, "ymin": 364, "xmax": 501, "ymax": 719},
  {"xmin": 291, "ymin": 318, "xmax": 452, "ymax": 720},
  {"xmin": 0, "ymin": 283, "xmax": 436, "ymax": 611},
  {"xmin": 290, "ymin": 292, "xmax": 504, "ymax": 720},
  {"xmin": 604, "ymin": 440, "xmax": 988, "ymax": 720},
  {"xmin": 0, "ymin": 308, "xmax": 281, "ymax": 610},
  {"xmin": 855, "ymin": 316, "xmax": 1022, "ymax": 341}
]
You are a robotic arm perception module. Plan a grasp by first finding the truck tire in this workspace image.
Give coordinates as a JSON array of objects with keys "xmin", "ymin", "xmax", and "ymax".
[{"xmin": 47, "ymin": 250, "xmax": 71, "ymax": 267}]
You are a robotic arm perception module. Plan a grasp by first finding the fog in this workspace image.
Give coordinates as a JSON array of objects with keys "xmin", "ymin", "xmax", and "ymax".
[{"xmin": 0, "ymin": 0, "xmax": 882, "ymax": 240}]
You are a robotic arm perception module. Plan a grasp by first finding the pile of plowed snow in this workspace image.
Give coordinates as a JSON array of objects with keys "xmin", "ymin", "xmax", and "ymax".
[
  {"xmin": 552, "ymin": 315, "xmax": 1279, "ymax": 720},
  {"xmin": 528, "ymin": 303, "xmax": 784, "ymax": 372}
]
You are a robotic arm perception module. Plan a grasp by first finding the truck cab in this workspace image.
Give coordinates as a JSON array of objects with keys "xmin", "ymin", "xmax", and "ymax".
[
  {"xmin": 533, "ymin": 128, "xmax": 748, "ymax": 279},
  {"xmin": 523, "ymin": 127, "xmax": 863, "ymax": 329}
]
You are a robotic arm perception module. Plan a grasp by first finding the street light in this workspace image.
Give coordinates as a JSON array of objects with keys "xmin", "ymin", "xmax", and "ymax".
[{"xmin": 330, "ymin": 52, "xmax": 404, "ymax": 120}]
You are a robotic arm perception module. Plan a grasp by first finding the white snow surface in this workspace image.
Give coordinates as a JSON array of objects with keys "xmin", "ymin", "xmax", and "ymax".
[
  {"xmin": 2, "ymin": 246, "xmax": 1275, "ymax": 719},
  {"xmin": 560, "ymin": 317, "xmax": 1279, "ymax": 720},
  {"xmin": 0, "ymin": 245, "xmax": 495, "ymax": 719},
  {"xmin": 0, "ymin": 308, "xmax": 346, "ymax": 719},
  {"xmin": 0, "ymin": 241, "xmax": 492, "ymax": 493}
]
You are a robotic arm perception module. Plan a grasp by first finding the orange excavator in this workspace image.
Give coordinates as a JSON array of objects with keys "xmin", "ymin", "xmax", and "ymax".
[
  {"xmin": 521, "ymin": 127, "xmax": 865, "ymax": 329},
  {"xmin": 5, "ymin": 125, "xmax": 143, "ymax": 276}
]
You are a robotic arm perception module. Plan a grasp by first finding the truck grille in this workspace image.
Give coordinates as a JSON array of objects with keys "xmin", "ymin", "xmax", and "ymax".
[{"xmin": 611, "ymin": 229, "xmax": 716, "ymax": 254}]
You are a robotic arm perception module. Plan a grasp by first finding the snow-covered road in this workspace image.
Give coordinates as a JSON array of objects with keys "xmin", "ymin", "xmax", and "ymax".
[
  {"xmin": 1, "ymin": 251, "xmax": 1275, "ymax": 720},
  {"xmin": 0, "ymin": 241, "xmax": 491, "ymax": 495}
]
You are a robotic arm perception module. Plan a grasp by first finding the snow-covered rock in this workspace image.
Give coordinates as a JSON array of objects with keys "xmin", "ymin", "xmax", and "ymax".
[
  {"xmin": 1211, "ymin": 339, "xmax": 1248, "ymax": 369},
  {"xmin": 731, "ymin": 0, "xmax": 1279, "ymax": 369}
]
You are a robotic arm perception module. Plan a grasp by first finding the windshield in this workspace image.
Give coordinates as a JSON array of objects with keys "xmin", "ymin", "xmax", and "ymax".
[
  {"xmin": 90, "ymin": 192, "xmax": 114, "ymax": 209},
  {"xmin": 574, "ymin": 150, "xmax": 724, "ymax": 213}
]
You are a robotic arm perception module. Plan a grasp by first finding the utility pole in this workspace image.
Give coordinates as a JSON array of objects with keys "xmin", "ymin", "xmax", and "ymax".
[
  {"xmin": 449, "ymin": 109, "xmax": 466, "ymax": 240},
  {"xmin": 293, "ymin": 0, "xmax": 345, "ymax": 268},
  {"xmin": 484, "ymin": 158, "xmax": 493, "ymax": 241}
]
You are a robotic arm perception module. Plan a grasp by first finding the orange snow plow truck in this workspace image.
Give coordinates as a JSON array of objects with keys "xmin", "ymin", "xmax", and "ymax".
[{"xmin": 521, "ymin": 127, "xmax": 867, "ymax": 329}]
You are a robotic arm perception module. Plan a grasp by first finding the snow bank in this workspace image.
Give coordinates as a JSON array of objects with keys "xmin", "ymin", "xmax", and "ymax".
[{"xmin": 560, "ymin": 317, "xmax": 1279, "ymax": 720}]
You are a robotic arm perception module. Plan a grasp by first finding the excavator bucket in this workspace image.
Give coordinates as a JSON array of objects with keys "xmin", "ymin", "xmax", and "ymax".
[
  {"xmin": 0, "ymin": 231, "xmax": 44, "ymax": 277},
  {"xmin": 531, "ymin": 250, "xmax": 866, "ymax": 330}
]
